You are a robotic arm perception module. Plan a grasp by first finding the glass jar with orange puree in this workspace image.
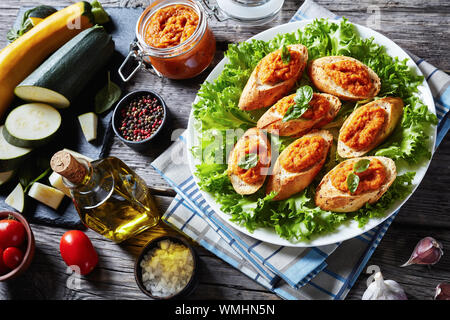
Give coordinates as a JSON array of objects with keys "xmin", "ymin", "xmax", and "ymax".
[{"xmin": 119, "ymin": 0, "xmax": 216, "ymax": 81}]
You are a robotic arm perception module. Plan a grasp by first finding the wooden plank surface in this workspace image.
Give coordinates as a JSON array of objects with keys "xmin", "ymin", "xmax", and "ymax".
[{"xmin": 0, "ymin": 0, "xmax": 449, "ymax": 300}]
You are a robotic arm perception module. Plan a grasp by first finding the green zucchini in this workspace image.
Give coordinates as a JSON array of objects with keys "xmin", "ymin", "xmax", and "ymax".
[
  {"xmin": 14, "ymin": 25, "xmax": 115, "ymax": 108},
  {"xmin": 5, "ymin": 183, "xmax": 25, "ymax": 213},
  {"xmin": 28, "ymin": 6, "xmax": 58, "ymax": 27},
  {"xmin": 29, "ymin": 5, "xmax": 58, "ymax": 19},
  {"xmin": 7, "ymin": 5, "xmax": 57, "ymax": 42},
  {"xmin": 0, "ymin": 126, "xmax": 32, "ymax": 171},
  {"xmin": 3, "ymin": 103, "xmax": 61, "ymax": 148}
]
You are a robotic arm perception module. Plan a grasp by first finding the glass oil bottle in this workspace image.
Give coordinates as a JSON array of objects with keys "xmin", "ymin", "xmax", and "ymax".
[{"xmin": 50, "ymin": 150, "xmax": 160, "ymax": 242}]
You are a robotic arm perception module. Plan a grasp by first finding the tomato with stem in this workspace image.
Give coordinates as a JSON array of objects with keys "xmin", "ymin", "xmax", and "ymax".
[{"xmin": 0, "ymin": 219, "xmax": 26, "ymax": 249}]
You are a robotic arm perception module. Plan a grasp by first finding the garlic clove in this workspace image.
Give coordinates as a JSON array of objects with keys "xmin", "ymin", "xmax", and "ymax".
[
  {"xmin": 434, "ymin": 283, "xmax": 450, "ymax": 300},
  {"xmin": 401, "ymin": 236, "xmax": 443, "ymax": 267},
  {"xmin": 362, "ymin": 271, "xmax": 408, "ymax": 300}
]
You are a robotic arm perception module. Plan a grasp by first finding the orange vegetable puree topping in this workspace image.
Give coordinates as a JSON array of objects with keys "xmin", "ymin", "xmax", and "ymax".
[
  {"xmin": 232, "ymin": 136, "xmax": 269, "ymax": 185},
  {"xmin": 340, "ymin": 105, "xmax": 386, "ymax": 151},
  {"xmin": 280, "ymin": 136, "xmax": 326, "ymax": 173},
  {"xmin": 330, "ymin": 159, "xmax": 387, "ymax": 195},
  {"xmin": 259, "ymin": 49, "xmax": 302, "ymax": 85},
  {"xmin": 275, "ymin": 93, "xmax": 330, "ymax": 120},
  {"xmin": 145, "ymin": 5, "xmax": 199, "ymax": 48},
  {"xmin": 324, "ymin": 60, "xmax": 373, "ymax": 96}
]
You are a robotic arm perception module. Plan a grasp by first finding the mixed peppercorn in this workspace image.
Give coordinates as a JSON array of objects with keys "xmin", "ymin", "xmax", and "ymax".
[{"xmin": 118, "ymin": 95, "xmax": 164, "ymax": 142}]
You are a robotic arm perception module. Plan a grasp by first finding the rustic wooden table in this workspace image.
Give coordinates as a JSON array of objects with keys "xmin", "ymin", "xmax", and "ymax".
[{"xmin": 0, "ymin": 0, "xmax": 449, "ymax": 300}]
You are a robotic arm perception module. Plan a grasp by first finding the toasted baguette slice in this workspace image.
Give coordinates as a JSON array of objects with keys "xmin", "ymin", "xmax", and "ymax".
[
  {"xmin": 266, "ymin": 130, "xmax": 333, "ymax": 201},
  {"xmin": 338, "ymin": 97, "xmax": 404, "ymax": 158},
  {"xmin": 315, "ymin": 156, "xmax": 396, "ymax": 212},
  {"xmin": 257, "ymin": 92, "xmax": 341, "ymax": 137},
  {"xmin": 238, "ymin": 44, "xmax": 308, "ymax": 111},
  {"xmin": 228, "ymin": 128, "xmax": 271, "ymax": 195},
  {"xmin": 308, "ymin": 56, "xmax": 380, "ymax": 101}
]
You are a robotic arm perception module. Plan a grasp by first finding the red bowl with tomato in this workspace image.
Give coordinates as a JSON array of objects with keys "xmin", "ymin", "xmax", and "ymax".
[{"xmin": 0, "ymin": 211, "xmax": 35, "ymax": 281}]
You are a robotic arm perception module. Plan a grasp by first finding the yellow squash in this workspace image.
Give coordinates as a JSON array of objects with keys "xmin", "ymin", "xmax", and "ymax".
[{"xmin": 0, "ymin": 1, "xmax": 94, "ymax": 117}]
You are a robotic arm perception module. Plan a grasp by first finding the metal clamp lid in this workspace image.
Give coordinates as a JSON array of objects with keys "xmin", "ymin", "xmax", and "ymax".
[
  {"xmin": 118, "ymin": 40, "xmax": 162, "ymax": 83},
  {"xmin": 201, "ymin": 0, "xmax": 231, "ymax": 22}
]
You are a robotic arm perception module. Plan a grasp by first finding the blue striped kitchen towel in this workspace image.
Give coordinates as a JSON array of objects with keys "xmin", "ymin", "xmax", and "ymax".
[{"xmin": 151, "ymin": 0, "xmax": 449, "ymax": 299}]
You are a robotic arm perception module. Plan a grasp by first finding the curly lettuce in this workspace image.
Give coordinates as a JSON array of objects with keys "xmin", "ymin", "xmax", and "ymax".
[{"xmin": 191, "ymin": 18, "xmax": 436, "ymax": 242}]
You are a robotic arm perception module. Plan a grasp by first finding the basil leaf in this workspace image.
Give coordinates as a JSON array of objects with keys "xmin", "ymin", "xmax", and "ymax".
[
  {"xmin": 347, "ymin": 172, "xmax": 360, "ymax": 194},
  {"xmin": 354, "ymin": 159, "xmax": 371, "ymax": 173},
  {"xmin": 280, "ymin": 40, "xmax": 290, "ymax": 65},
  {"xmin": 282, "ymin": 86, "xmax": 314, "ymax": 122},
  {"xmin": 95, "ymin": 71, "xmax": 122, "ymax": 114},
  {"xmin": 294, "ymin": 85, "xmax": 314, "ymax": 104},
  {"xmin": 282, "ymin": 104, "xmax": 310, "ymax": 122},
  {"xmin": 238, "ymin": 153, "xmax": 259, "ymax": 170}
]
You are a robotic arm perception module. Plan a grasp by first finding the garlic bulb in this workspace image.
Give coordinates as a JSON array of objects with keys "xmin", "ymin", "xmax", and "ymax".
[
  {"xmin": 434, "ymin": 283, "xmax": 450, "ymax": 300},
  {"xmin": 401, "ymin": 236, "xmax": 443, "ymax": 267},
  {"xmin": 362, "ymin": 272, "xmax": 407, "ymax": 300}
]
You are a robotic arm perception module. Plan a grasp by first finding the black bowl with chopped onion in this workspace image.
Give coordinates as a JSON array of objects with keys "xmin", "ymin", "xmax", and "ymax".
[
  {"xmin": 112, "ymin": 90, "xmax": 168, "ymax": 151},
  {"xmin": 134, "ymin": 235, "xmax": 199, "ymax": 300}
]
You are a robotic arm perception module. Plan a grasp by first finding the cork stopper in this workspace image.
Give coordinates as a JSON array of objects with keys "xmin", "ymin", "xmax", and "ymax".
[{"xmin": 50, "ymin": 151, "xmax": 88, "ymax": 185}]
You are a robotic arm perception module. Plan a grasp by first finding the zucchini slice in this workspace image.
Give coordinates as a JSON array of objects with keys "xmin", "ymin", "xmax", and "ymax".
[
  {"xmin": 28, "ymin": 182, "xmax": 65, "ymax": 210},
  {"xmin": 48, "ymin": 171, "xmax": 71, "ymax": 197},
  {"xmin": 0, "ymin": 126, "xmax": 32, "ymax": 171},
  {"xmin": 3, "ymin": 103, "xmax": 61, "ymax": 148},
  {"xmin": 5, "ymin": 183, "xmax": 25, "ymax": 213},
  {"xmin": 0, "ymin": 170, "xmax": 15, "ymax": 186},
  {"xmin": 78, "ymin": 112, "xmax": 98, "ymax": 142},
  {"xmin": 14, "ymin": 87, "xmax": 70, "ymax": 109},
  {"xmin": 15, "ymin": 26, "xmax": 115, "ymax": 108}
]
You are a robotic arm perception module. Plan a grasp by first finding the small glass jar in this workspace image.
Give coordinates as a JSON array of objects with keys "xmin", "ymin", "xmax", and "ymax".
[{"xmin": 119, "ymin": 0, "xmax": 216, "ymax": 81}]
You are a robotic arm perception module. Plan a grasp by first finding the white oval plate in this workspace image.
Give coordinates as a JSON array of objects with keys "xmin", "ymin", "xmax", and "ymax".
[{"xmin": 186, "ymin": 20, "xmax": 436, "ymax": 247}]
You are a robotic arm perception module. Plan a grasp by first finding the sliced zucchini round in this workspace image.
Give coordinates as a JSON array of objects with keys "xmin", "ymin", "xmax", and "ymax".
[
  {"xmin": 14, "ymin": 86, "xmax": 70, "ymax": 109},
  {"xmin": 0, "ymin": 126, "xmax": 32, "ymax": 171},
  {"xmin": 0, "ymin": 170, "xmax": 15, "ymax": 186},
  {"xmin": 3, "ymin": 103, "xmax": 61, "ymax": 148},
  {"xmin": 5, "ymin": 183, "xmax": 25, "ymax": 213}
]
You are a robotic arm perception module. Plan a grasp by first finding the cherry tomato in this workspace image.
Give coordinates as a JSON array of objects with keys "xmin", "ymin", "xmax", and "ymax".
[
  {"xmin": 0, "ymin": 219, "xmax": 26, "ymax": 249},
  {"xmin": 2, "ymin": 247, "xmax": 24, "ymax": 270},
  {"xmin": 0, "ymin": 248, "xmax": 10, "ymax": 275},
  {"xmin": 60, "ymin": 230, "xmax": 98, "ymax": 275}
]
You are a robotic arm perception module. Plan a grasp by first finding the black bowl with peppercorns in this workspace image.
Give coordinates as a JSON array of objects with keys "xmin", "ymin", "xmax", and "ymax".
[{"xmin": 112, "ymin": 90, "xmax": 168, "ymax": 151}]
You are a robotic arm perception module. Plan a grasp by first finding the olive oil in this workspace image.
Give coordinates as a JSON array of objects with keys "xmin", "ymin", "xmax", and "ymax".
[{"xmin": 50, "ymin": 152, "xmax": 160, "ymax": 242}]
